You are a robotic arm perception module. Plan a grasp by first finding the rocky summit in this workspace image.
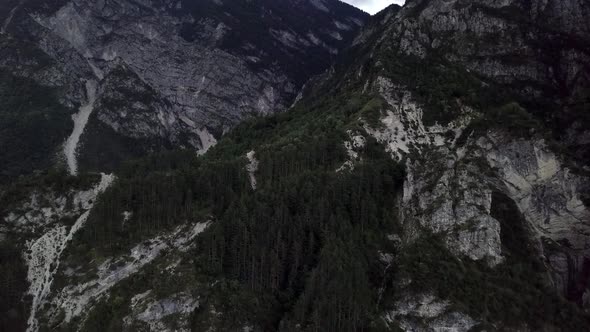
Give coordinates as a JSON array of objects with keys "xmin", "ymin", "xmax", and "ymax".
[{"xmin": 0, "ymin": 0, "xmax": 589, "ymax": 332}]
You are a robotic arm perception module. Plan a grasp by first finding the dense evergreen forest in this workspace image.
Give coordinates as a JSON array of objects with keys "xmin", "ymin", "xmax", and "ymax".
[
  {"xmin": 52, "ymin": 64, "xmax": 589, "ymax": 330},
  {"xmin": 0, "ymin": 70, "xmax": 72, "ymax": 184},
  {"xmin": 0, "ymin": 239, "xmax": 29, "ymax": 332},
  {"xmin": 60, "ymin": 75, "xmax": 407, "ymax": 330}
]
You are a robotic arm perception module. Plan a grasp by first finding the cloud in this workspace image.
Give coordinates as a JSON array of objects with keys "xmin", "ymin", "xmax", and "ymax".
[{"xmin": 342, "ymin": 0, "xmax": 405, "ymax": 15}]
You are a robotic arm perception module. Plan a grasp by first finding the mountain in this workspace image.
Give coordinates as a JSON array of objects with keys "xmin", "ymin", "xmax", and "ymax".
[
  {"xmin": 1, "ymin": 0, "xmax": 590, "ymax": 332},
  {"xmin": 0, "ymin": 0, "xmax": 367, "ymax": 177}
]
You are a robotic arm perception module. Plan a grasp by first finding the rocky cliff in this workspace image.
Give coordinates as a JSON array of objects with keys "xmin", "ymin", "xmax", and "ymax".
[
  {"xmin": 0, "ymin": 0, "xmax": 367, "ymax": 174},
  {"xmin": 361, "ymin": 0, "xmax": 590, "ymax": 162},
  {"xmin": 350, "ymin": 0, "xmax": 590, "ymax": 328}
]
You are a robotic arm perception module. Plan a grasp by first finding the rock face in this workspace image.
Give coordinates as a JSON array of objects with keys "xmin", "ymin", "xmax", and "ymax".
[
  {"xmin": 354, "ymin": 73, "xmax": 590, "ymax": 330},
  {"xmin": 390, "ymin": 0, "xmax": 589, "ymax": 87},
  {"xmin": 347, "ymin": 0, "xmax": 590, "ymax": 324},
  {"xmin": 41, "ymin": 222, "xmax": 210, "ymax": 329},
  {"xmin": 372, "ymin": 0, "xmax": 590, "ymax": 160},
  {"xmin": 384, "ymin": 293, "xmax": 476, "ymax": 332},
  {"xmin": 2, "ymin": 174, "xmax": 115, "ymax": 332},
  {"xmin": 481, "ymin": 134, "xmax": 590, "ymax": 304},
  {"xmin": 0, "ymin": 0, "xmax": 367, "ymax": 172},
  {"xmin": 363, "ymin": 77, "xmax": 506, "ymax": 266},
  {"xmin": 124, "ymin": 291, "xmax": 199, "ymax": 332}
]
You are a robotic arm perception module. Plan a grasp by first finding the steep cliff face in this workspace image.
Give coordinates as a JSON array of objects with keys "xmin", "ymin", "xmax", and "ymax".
[
  {"xmin": 365, "ymin": 0, "xmax": 590, "ymax": 161},
  {"xmin": 0, "ymin": 0, "xmax": 367, "ymax": 173},
  {"xmin": 361, "ymin": 75, "xmax": 590, "ymax": 327},
  {"xmin": 348, "ymin": 1, "xmax": 590, "ymax": 327}
]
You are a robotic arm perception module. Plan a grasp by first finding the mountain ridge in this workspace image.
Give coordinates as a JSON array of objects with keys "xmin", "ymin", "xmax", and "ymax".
[{"xmin": 0, "ymin": 0, "xmax": 368, "ymax": 177}]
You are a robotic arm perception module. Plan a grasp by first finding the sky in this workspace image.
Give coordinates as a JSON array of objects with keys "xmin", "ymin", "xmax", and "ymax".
[{"xmin": 342, "ymin": 0, "xmax": 405, "ymax": 15}]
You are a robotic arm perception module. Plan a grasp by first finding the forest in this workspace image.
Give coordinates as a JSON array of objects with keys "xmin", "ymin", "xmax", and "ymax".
[
  {"xmin": 0, "ymin": 70, "xmax": 72, "ymax": 184},
  {"xmin": 68, "ymin": 85, "xmax": 407, "ymax": 330},
  {"xmin": 62, "ymin": 65, "xmax": 589, "ymax": 330}
]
